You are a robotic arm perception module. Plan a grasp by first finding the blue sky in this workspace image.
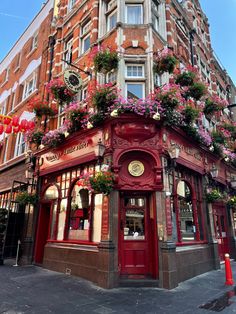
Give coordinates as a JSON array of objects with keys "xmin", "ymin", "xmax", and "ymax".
[{"xmin": 0, "ymin": 0, "xmax": 235, "ymax": 85}]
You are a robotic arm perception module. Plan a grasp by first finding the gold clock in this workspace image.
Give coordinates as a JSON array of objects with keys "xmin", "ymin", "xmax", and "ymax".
[{"xmin": 128, "ymin": 160, "xmax": 145, "ymax": 177}]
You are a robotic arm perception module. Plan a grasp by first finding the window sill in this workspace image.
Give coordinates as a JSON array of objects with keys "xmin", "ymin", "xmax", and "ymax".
[
  {"xmin": 176, "ymin": 243, "xmax": 208, "ymax": 251},
  {"xmin": 14, "ymin": 66, "xmax": 20, "ymax": 74},
  {"xmin": 47, "ymin": 240, "xmax": 99, "ymax": 251},
  {"xmin": 26, "ymin": 47, "xmax": 37, "ymax": 59},
  {"xmin": 0, "ymin": 79, "xmax": 8, "ymax": 88}
]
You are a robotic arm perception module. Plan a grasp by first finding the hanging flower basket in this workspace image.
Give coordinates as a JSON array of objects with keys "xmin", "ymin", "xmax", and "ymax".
[
  {"xmin": 64, "ymin": 103, "xmax": 89, "ymax": 133},
  {"xmin": 89, "ymin": 171, "xmax": 113, "ymax": 195},
  {"xmin": 175, "ymin": 70, "xmax": 196, "ymax": 86},
  {"xmin": 28, "ymin": 98, "xmax": 58, "ymax": 118},
  {"xmin": 203, "ymin": 96, "xmax": 228, "ymax": 117},
  {"xmin": 78, "ymin": 170, "xmax": 113, "ymax": 195},
  {"xmin": 206, "ymin": 190, "xmax": 223, "ymax": 203},
  {"xmin": 93, "ymin": 48, "xmax": 119, "ymax": 74},
  {"xmin": 41, "ymin": 128, "xmax": 66, "ymax": 148},
  {"xmin": 228, "ymin": 196, "xmax": 236, "ymax": 208},
  {"xmin": 25, "ymin": 130, "xmax": 44, "ymax": 146},
  {"xmin": 185, "ymin": 82, "xmax": 206, "ymax": 100},
  {"xmin": 153, "ymin": 49, "xmax": 177, "ymax": 75},
  {"xmin": 15, "ymin": 191, "xmax": 38, "ymax": 206},
  {"xmin": 46, "ymin": 79, "xmax": 75, "ymax": 105}
]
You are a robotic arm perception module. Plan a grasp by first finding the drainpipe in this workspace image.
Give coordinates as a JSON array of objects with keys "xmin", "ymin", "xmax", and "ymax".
[{"xmin": 189, "ymin": 29, "xmax": 195, "ymax": 67}]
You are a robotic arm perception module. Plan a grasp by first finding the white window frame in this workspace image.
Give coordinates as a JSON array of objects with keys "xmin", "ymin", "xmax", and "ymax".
[
  {"xmin": 14, "ymin": 133, "xmax": 26, "ymax": 157},
  {"xmin": 10, "ymin": 93, "xmax": 15, "ymax": 112},
  {"xmin": 107, "ymin": 9, "xmax": 117, "ymax": 32},
  {"xmin": 80, "ymin": 22, "xmax": 91, "ymax": 55},
  {"xmin": 15, "ymin": 53, "xmax": 21, "ymax": 72},
  {"xmin": 126, "ymin": 82, "xmax": 145, "ymax": 99},
  {"xmin": 0, "ymin": 100, "xmax": 7, "ymax": 115},
  {"xmin": 3, "ymin": 136, "xmax": 8, "ymax": 163},
  {"xmin": 106, "ymin": 71, "xmax": 117, "ymax": 83},
  {"xmin": 22, "ymin": 72, "xmax": 37, "ymax": 100},
  {"xmin": 151, "ymin": 1, "xmax": 159, "ymax": 32},
  {"xmin": 125, "ymin": 4, "xmax": 143, "ymax": 24},
  {"xmin": 31, "ymin": 32, "xmax": 38, "ymax": 51},
  {"xmin": 126, "ymin": 64, "xmax": 144, "ymax": 78},
  {"xmin": 63, "ymin": 37, "xmax": 73, "ymax": 69},
  {"xmin": 68, "ymin": 0, "xmax": 76, "ymax": 12}
]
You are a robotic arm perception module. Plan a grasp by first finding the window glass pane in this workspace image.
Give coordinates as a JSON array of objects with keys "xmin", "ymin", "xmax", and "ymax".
[
  {"xmin": 50, "ymin": 202, "xmax": 57, "ymax": 239},
  {"xmin": 92, "ymin": 194, "xmax": 102, "ymax": 242},
  {"xmin": 127, "ymin": 65, "xmax": 143, "ymax": 77},
  {"xmin": 57, "ymin": 198, "xmax": 67, "ymax": 240},
  {"xmin": 124, "ymin": 208, "xmax": 145, "ymax": 240},
  {"xmin": 177, "ymin": 181, "xmax": 195, "ymax": 241},
  {"xmin": 126, "ymin": 5, "xmax": 143, "ymax": 24},
  {"xmin": 127, "ymin": 83, "xmax": 144, "ymax": 99},
  {"xmin": 108, "ymin": 11, "xmax": 117, "ymax": 31},
  {"xmin": 68, "ymin": 184, "xmax": 91, "ymax": 240},
  {"xmin": 83, "ymin": 36, "xmax": 90, "ymax": 52}
]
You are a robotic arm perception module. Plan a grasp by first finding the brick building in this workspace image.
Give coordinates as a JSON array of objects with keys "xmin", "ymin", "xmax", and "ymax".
[{"xmin": 0, "ymin": 0, "xmax": 236, "ymax": 289}]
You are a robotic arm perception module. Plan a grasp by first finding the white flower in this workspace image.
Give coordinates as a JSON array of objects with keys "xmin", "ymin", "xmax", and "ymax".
[
  {"xmin": 209, "ymin": 145, "xmax": 214, "ymax": 152},
  {"xmin": 153, "ymin": 112, "xmax": 160, "ymax": 120},
  {"xmin": 87, "ymin": 122, "xmax": 93, "ymax": 129},
  {"xmin": 111, "ymin": 109, "xmax": 119, "ymax": 117},
  {"xmin": 101, "ymin": 164, "xmax": 109, "ymax": 172}
]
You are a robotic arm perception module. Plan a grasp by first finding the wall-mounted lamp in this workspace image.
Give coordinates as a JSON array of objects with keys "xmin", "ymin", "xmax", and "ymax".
[
  {"xmin": 209, "ymin": 164, "xmax": 218, "ymax": 178},
  {"xmin": 94, "ymin": 139, "xmax": 106, "ymax": 164},
  {"xmin": 165, "ymin": 145, "xmax": 180, "ymax": 172}
]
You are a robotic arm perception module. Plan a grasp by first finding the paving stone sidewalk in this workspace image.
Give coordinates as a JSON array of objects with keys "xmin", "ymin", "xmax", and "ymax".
[{"xmin": 1, "ymin": 260, "xmax": 236, "ymax": 314}]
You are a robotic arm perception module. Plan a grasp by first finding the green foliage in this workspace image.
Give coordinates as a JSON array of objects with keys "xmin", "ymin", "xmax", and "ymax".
[
  {"xmin": 89, "ymin": 171, "xmax": 113, "ymax": 195},
  {"xmin": 183, "ymin": 106, "xmax": 199, "ymax": 124},
  {"xmin": 228, "ymin": 196, "xmax": 236, "ymax": 208},
  {"xmin": 204, "ymin": 99, "xmax": 221, "ymax": 116},
  {"xmin": 15, "ymin": 192, "xmax": 38, "ymax": 206},
  {"xmin": 94, "ymin": 50, "xmax": 119, "ymax": 73},
  {"xmin": 212, "ymin": 131, "xmax": 226, "ymax": 145},
  {"xmin": 154, "ymin": 55, "xmax": 177, "ymax": 75},
  {"xmin": 206, "ymin": 190, "xmax": 223, "ymax": 203},
  {"xmin": 181, "ymin": 124, "xmax": 200, "ymax": 142},
  {"xmin": 92, "ymin": 85, "xmax": 117, "ymax": 113},
  {"xmin": 29, "ymin": 131, "xmax": 44, "ymax": 146},
  {"xmin": 175, "ymin": 71, "xmax": 196, "ymax": 86},
  {"xmin": 186, "ymin": 82, "xmax": 206, "ymax": 100}
]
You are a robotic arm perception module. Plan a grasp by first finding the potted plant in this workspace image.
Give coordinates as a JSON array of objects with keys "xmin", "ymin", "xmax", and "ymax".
[
  {"xmin": 186, "ymin": 82, "xmax": 206, "ymax": 100},
  {"xmin": 41, "ymin": 128, "xmax": 66, "ymax": 148},
  {"xmin": 46, "ymin": 78, "xmax": 75, "ymax": 105},
  {"xmin": 182, "ymin": 106, "xmax": 199, "ymax": 124},
  {"xmin": 28, "ymin": 98, "xmax": 58, "ymax": 118},
  {"xmin": 15, "ymin": 191, "xmax": 38, "ymax": 206},
  {"xmin": 93, "ymin": 48, "xmax": 119, "ymax": 74},
  {"xmin": 153, "ymin": 48, "xmax": 177, "ymax": 75},
  {"xmin": 206, "ymin": 189, "xmax": 223, "ymax": 203},
  {"xmin": 64, "ymin": 103, "xmax": 89, "ymax": 133},
  {"xmin": 89, "ymin": 170, "xmax": 113, "ymax": 195},
  {"xmin": 228, "ymin": 196, "xmax": 236, "ymax": 208},
  {"xmin": 25, "ymin": 130, "xmax": 44, "ymax": 147},
  {"xmin": 175, "ymin": 70, "xmax": 196, "ymax": 86},
  {"xmin": 203, "ymin": 96, "xmax": 228, "ymax": 117},
  {"xmin": 90, "ymin": 83, "xmax": 117, "ymax": 114}
]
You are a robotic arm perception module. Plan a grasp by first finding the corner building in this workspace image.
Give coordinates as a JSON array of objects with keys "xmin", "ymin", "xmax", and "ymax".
[{"xmin": 1, "ymin": 0, "xmax": 236, "ymax": 289}]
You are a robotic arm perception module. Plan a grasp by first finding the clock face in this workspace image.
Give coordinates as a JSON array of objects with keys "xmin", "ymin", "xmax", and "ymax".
[{"xmin": 128, "ymin": 160, "xmax": 145, "ymax": 177}]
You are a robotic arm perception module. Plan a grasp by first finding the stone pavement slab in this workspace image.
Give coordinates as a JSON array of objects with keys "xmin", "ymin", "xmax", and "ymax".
[{"xmin": 0, "ymin": 260, "xmax": 236, "ymax": 313}]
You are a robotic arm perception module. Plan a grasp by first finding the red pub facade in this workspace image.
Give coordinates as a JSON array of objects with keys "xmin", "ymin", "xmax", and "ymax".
[{"xmin": 0, "ymin": 0, "xmax": 236, "ymax": 289}]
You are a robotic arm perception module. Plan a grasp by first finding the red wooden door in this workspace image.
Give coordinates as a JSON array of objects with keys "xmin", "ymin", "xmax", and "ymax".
[
  {"xmin": 34, "ymin": 203, "xmax": 51, "ymax": 264},
  {"xmin": 120, "ymin": 195, "xmax": 152, "ymax": 276},
  {"xmin": 213, "ymin": 207, "xmax": 229, "ymax": 261}
]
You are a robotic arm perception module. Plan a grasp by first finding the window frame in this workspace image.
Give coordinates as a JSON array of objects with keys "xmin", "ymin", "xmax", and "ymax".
[
  {"xmin": 125, "ymin": 3, "xmax": 143, "ymax": 25},
  {"xmin": 126, "ymin": 82, "xmax": 145, "ymax": 99},
  {"xmin": 22, "ymin": 72, "xmax": 37, "ymax": 100},
  {"xmin": 172, "ymin": 172, "xmax": 205, "ymax": 245},
  {"xmin": 68, "ymin": 0, "xmax": 76, "ymax": 12},
  {"xmin": 63, "ymin": 37, "xmax": 73, "ymax": 69},
  {"xmin": 80, "ymin": 21, "xmax": 91, "ymax": 55},
  {"xmin": 31, "ymin": 32, "xmax": 38, "ymax": 51},
  {"xmin": 14, "ymin": 133, "xmax": 27, "ymax": 157}
]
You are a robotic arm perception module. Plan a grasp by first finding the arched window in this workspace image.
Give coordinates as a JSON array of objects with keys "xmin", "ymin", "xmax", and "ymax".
[{"xmin": 68, "ymin": 183, "xmax": 91, "ymax": 241}]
